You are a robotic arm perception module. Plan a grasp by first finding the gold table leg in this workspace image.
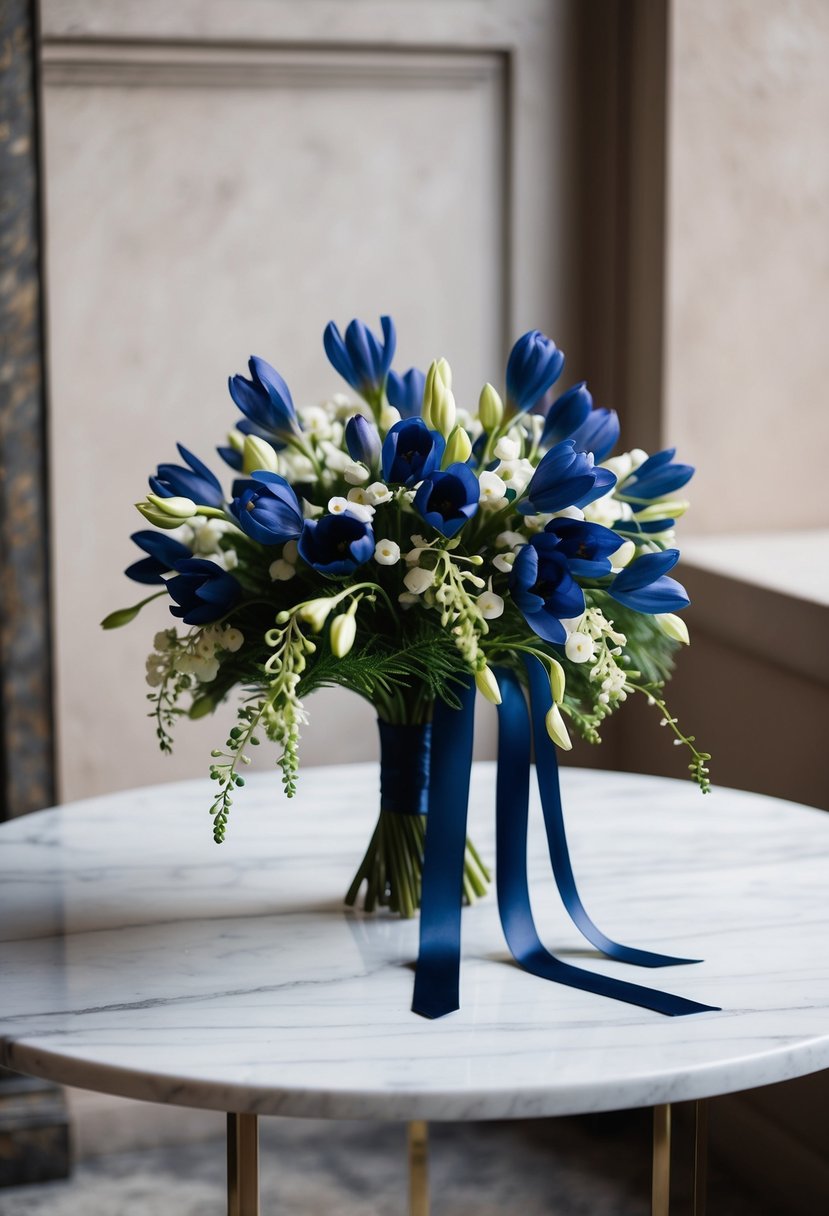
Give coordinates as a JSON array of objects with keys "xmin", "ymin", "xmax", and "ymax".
[
  {"xmin": 652, "ymin": 1104, "xmax": 671, "ymax": 1216},
  {"xmin": 227, "ymin": 1112, "xmax": 259, "ymax": 1216},
  {"xmin": 408, "ymin": 1119, "xmax": 429, "ymax": 1216}
]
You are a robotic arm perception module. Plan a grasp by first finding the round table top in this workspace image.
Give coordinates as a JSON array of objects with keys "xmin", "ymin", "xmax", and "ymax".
[{"xmin": 1, "ymin": 764, "xmax": 828, "ymax": 1121}]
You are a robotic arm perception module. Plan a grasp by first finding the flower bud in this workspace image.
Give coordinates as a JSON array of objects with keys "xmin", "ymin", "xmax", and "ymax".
[
  {"xmin": 242, "ymin": 434, "xmax": 279, "ymax": 475},
  {"xmin": 548, "ymin": 657, "xmax": 566, "ymax": 704},
  {"xmin": 565, "ymin": 633, "xmax": 596, "ymax": 664},
  {"xmin": 330, "ymin": 612, "xmax": 357, "ymax": 657},
  {"xmin": 442, "ymin": 425, "xmax": 473, "ymax": 467},
  {"xmin": 545, "ymin": 701, "xmax": 572, "ymax": 750},
  {"xmin": 421, "ymin": 358, "xmax": 452, "ymax": 429},
  {"xmin": 656, "ymin": 612, "xmax": 690, "ymax": 645},
  {"xmin": 136, "ymin": 498, "xmax": 195, "ymax": 529},
  {"xmin": 634, "ymin": 500, "xmax": 690, "ymax": 523},
  {"xmin": 610, "ymin": 540, "xmax": 636, "ymax": 571},
  {"xmin": 478, "ymin": 383, "xmax": 504, "ymax": 431},
  {"xmin": 298, "ymin": 597, "xmax": 336, "ymax": 632},
  {"xmin": 431, "ymin": 386, "xmax": 456, "ymax": 439},
  {"xmin": 403, "ymin": 566, "xmax": 435, "ymax": 595},
  {"xmin": 475, "ymin": 664, "xmax": 502, "ymax": 705},
  {"xmin": 146, "ymin": 493, "xmax": 198, "ymax": 518}
]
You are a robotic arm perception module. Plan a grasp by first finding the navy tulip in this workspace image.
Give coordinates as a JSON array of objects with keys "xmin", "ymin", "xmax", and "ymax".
[
  {"xmin": 519, "ymin": 440, "xmax": 616, "ymax": 515},
  {"xmin": 609, "ymin": 549, "xmax": 690, "ymax": 614},
  {"xmin": 166, "ymin": 559, "xmax": 242, "ymax": 626},
  {"xmin": 506, "ymin": 330, "xmax": 565, "ymax": 414},
  {"xmin": 508, "ymin": 535, "xmax": 585, "ymax": 645},
  {"xmin": 568, "ymin": 408, "xmax": 620, "ymax": 462},
  {"xmin": 345, "ymin": 415, "xmax": 381, "ymax": 469},
  {"xmin": 228, "ymin": 356, "xmax": 300, "ymax": 449},
  {"xmin": 386, "ymin": 367, "xmax": 425, "ymax": 418},
  {"xmin": 540, "ymin": 382, "xmax": 593, "ymax": 448},
  {"xmin": 150, "ymin": 444, "xmax": 224, "ymax": 508},
  {"xmin": 413, "ymin": 463, "xmax": 479, "ymax": 539},
  {"xmin": 381, "ymin": 418, "xmax": 445, "ymax": 487},
  {"xmin": 125, "ymin": 531, "xmax": 192, "ymax": 585},
  {"xmin": 216, "ymin": 443, "xmax": 243, "ymax": 472},
  {"xmin": 543, "ymin": 518, "xmax": 621, "ymax": 579},
  {"xmin": 228, "ymin": 471, "xmax": 304, "ymax": 546},
  {"xmin": 323, "ymin": 315, "xmax": 396, "ymax": 399},
  {"xmin": 298, "ymin": 513, "xmax": 375, "ymax": 577},
  {"xmin": 622, "ymin": 449, "xmax": 694, "ymax": 501}
]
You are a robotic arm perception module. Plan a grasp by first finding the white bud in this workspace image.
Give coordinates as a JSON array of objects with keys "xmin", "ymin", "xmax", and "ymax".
[
  {"xmin": 494, "ymin": 436, "xmax": 520, "ymax": 461},
  {"xmin": 477, "ymin": 591, "xmax": 504, "ymax": 619},
  {"xmin": 475, "ymin": 665, "xmax": 502, "ymax": 705},
  {"xmin": 478, "ymin": 383, "xmax": 503, "ymax": 430},
  {"xmin": 242, "ymin": 434, "xmax": 279, "ymax": 475},
  {"xmin": 298, "ymin": 597, "xmax": 336, "ymax": 632},
  {"xmin": 343, "ymin": 460, "xmax": 370, "ymax": 486},
  {"xmin": 365, "ymin": 481, "xmax": 392, "ymax": 505},
  {"xmin": 282, "ymin": 540, "xmax": 299, "ymax": 564},
  {"xmin": 565, "ymin": 633, "xmax": 597, "ymax": 664},
  {"xmin": 221, "ymin": 628, "xmax": 244, "ymax": 652},
  {"xmin": 330, "ymin": 612, "xmax": 357, "ymax": 658},
  {"xmin": 269, "ymin": 559, "xmax": 296, "ymax": 582},
  {"xmin": 492, "ymin": 552, "xmax": 516, "ymax": 573},
  {"xmin": 374, "ymin": 539, "xmax": 401, "ymax": 566},
  {"xmin": 478, "ymin": 470, "xmax": 507, "ymax": 505},
  {"xmin": 545, "ymin": 702, "xmax": 572, "ymax": 750},
  {"xmin": 656, "ymin": 613, "xmax": 690, "ymax": 645},
  {"xmin": 327, "ymin": 496, "xmax": 349, "ymax": 515},
  {"xmin": 610, "ymin": 540, "xmax": 636, "ymax": 571},
  {"xmin": 403, "ymin": 567, "xmax": 435, "ymax": 595}
]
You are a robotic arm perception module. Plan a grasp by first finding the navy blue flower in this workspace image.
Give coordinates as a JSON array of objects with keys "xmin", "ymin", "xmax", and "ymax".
[
  {"xmin": 298, "ymin": 513, "xmax": 375, "ymax": 577},
  {"xmin": 568, "ymin": 407, "xmax": 620, "ymax": 462},
  {"xmin": 386, "ymin": 367, "xmax": 425, "ymax": 418},
  {"xmin": 508, "ymin": 535, "xmax": 585, "ymax": 645},
  {"xmin": 413, "ymin": 463, "xmax": 479, "ymax": 539},
  {"xmin": 228, "ymin": 472, "xmax": 304, "ymax": 545},
  {"xmin": 323, "ymin": 315, "xmax": 396, "ymax": 400},
  {"xmin": 519, "ymin": 441, "xmax": 616, "ymax": 515},
  {"xmin": 540, "ymin": 382, "xmax": 592, "ymax": 448},
  {"xmin": 166, "ymin": 559, "xmax": 242, "ymax": 626},
  {"xmin": 228, "ymin": 356, "xmax": 300, "ymax": 449},
  {"xmin": 125, "ymin": 531, "xmax": 192, "ymax": 585},
  {"xmin": 216, "ymin": 443, "xmax": 243, "ymax": 472},
  {"xmin": 149, "ymin": 445, "xmax": 224, "ymax": 509},
  {"xmin": 381, "ymin": 418, "xmax": 445, "ymax": 487},
  {"xmin": 345, "ymin": 415, "xmax": 381, "ymax": 469},
  {"xmin": 621, "ymin": 449, "xmax": 694, "ymax": 501},
  {"xmin": 609, "ymin": 549, "xmax": 690, "ymax": 614},
  {"xmin": 543, "ymin": 518, "xmax": 621, "ymax": 579},
  {"xmin": 506, "ymin": 330, "xmax": 565, "ymax": 414}
]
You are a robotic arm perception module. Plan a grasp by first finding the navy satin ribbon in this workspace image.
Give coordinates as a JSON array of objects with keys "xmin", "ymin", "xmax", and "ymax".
[
  {"xmin": 377, "ymin": 720, "xmax": 432, "ymax": 815},
  {"xmin": 412, "ymin": 663, "xmax": 718, "ymax": 1020}
]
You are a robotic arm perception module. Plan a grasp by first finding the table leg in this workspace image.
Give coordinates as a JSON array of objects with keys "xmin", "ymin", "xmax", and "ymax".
[
  {"xmin": 408, "ymin": 1120, "xmax": 429, "ymax": 1216},
  {"xmin": 652, "ymin": 1104, "xmax": 671, "ymax": 1216},
  {"xmin": 227, "ymin": 1112, "xmax": 259, "ymax": 1216},
  {"xmin": 693, "ymin": 1099, "xmax": 709, "ymax": 1216}
]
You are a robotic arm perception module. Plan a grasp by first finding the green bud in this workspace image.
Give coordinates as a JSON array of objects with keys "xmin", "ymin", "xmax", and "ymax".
[
  {"xmin": 432, "ymin": 385, "xmax": 456, "ymax": 438},
  {"xmin": 226, "ymin": 429, "xmax": 245, "ymax": 455},
  {"xmin": 421, "ymin": 358, "xmax": 452, "ymax": 430},
  {"xmin": 548, "ymin": 657, "xmax": 566, "ymax": 704},
  {"xmin": 655, "ymin": 612, "xmax": 690, "ymax": 645},
  {"xmin": 330, "ymin": 612, "xmax": 357, "ymax": 658},
  {"xmin": 545, "ymin": 701, "xmax": 572, "ymax": 750},
  {"xmin": 147, "ymin": 493, "xmax": 198, "ymax": 519},
  {"xmin": 101, "ymin": 604, "xmax": 144, "ymax": 629},
  {"xmin": 474, "ymin": 664, "xmax": 502, "ymax": 706},
  {"xmin": 189, "ymin": 697, "xmax": 215, "ymax": 719},
  {"xmin": 478, "ymin": 383, "xmax": 504, "ymax": 431},
  {"xmin": 634, "ymin": 499, "xmax": 690, "ymax": 523},
  {"xmin": 298, "ymin": 597, "xmax": 336, "ymax": 632},
  {"xmin": 442, "ymin": 424, "xmax": 472, "ymax": 468},
  {"xmin": 135, "ymin": 500, "xmax": 190, "ymax": 529},
  {"xmin": 242, "ymin": 434, "xmax": 279, "ymax": 475}
]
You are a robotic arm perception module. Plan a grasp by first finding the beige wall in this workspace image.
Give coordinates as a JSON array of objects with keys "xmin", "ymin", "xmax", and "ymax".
[{"xmin": 666, "ymin": 0, "xmax": 829, "ymax": 535}]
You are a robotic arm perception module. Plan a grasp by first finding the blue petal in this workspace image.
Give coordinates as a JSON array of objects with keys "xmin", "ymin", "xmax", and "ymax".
[
  {"xmin": 609, "ymin": 574, "xmax": 689, "ymax": 614},
  {"xmin": 540, "ymin": 382, "xmax": 593, "ymax": 447}
]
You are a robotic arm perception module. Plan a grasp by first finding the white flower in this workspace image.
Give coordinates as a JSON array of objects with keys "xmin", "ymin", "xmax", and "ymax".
[
  {"xmin": 478, "ymin": 470, "xmax": 507, "ymax": 505},
  {"xmin": 190, "ymin": 519, "xmax": 226, "ymax": 555},
  {"xmin": 282, "ymin": 539, "xmax": 299, "ymax": 564},
  {"xmin": 477, "ymin": 590, "xmax": 504, "ymax": 619},
  {"xmin": 560, "ymin": 613, "xmax": 585, "ymax": 634},
  {"xmin": 269, "ymin": 558, "xmax": 296, "ymax": 582},
  {"xmin": 602, "ymin": 452, "xmax": 634, "ymax": 481},
  {"xmin": 282, "ymin": 452, "xmax": 315, "ymax": 482},
  {"xmin": 374, "ymin": 539, "xmax": 401, "ymax": 566},
  {"xmin": 610, "ymin": 539, "xmax": 636, "ymax": 571},
  {"xmin": 404, "ymin": 567, "xmax": 435, "ymax": 595},
  {"xmin": 192, "ymin": 657, "xmax": 220, "ymax": 682},
  {"xmin": 583, "ymin": 494, "xmax": 627, "ymax": 527},
  {"xmin": 565, "ymin": 633, "xmax": 597, "ymax": 664},
  {"xmin": 153, "ymin": 631, "xmax": 171, "ymax": 651},
  {"xmin": 492, "ymin": 552, "xmax": 516, "ymax": 573},
  {"xmin": 298, "ymin": 405, "xmax": 333, "ymax": 439},
  {"xmin": 319, "ymin": 442, "xmax": 351, "ymax": 474},
  {"xmin": 327, "ymin": 496, "xmax": 350, "ymax": 515},
  {"xmin": 496, "ymin": 530, "xmax": 526, "ymax": 549},
  {"xmin": 344, "ymin": 460, "xmax": 370, "ymax": 485},
  {"xmin": 496, "ymin": 458, "xmax": 535, "ymax": 494},
  {"xmin": 145, "ymin": 669, "xmax": 164, "ymax": 688},
  {"xmin": 222, "ymin": 549, "xmax": 239, "ymax": 571},
  {"xmin": 221, "ymin": 627, "xmax": 244, "ymax": 652},
  {"xmin": 629, "ymin": 448, "xmax": 649, "ymax": 469},
  {"xmin": 347, "ymin": 487, "xmax": 372, "ymax": 506},
  {"xmin": 365, "ymin": 481, "xmax": 392, "ymax": 506},
  {"xmin": 343, "ymin": 500, "xmax": 375, "ymax": 524},
  {"xmin": 522, "ymin": 513, "xmax": 552, "ymax": 532},
  {"xmin": 195, "ymin": 634, "xmax": 217, "ymax": 659},
  {"xmin": 380, "ymin": 404, "xmax": 402, "ymax": 431},
  {"xmin": 398, "ymin": 591, "xmax": 419, "ymax": 608},
  {"xmin": 494, "ymin": 436, "xmax": 520, "ymax": 461}
]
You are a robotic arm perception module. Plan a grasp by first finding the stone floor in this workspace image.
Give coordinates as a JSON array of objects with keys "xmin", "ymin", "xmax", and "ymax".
[{"xmin": 0, "ymin": 1111, "xmax": 783, "ymax": 1215}]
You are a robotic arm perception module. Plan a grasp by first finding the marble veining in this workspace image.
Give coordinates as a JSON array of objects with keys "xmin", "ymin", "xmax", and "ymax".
[{"xmin": 1, "ymin": 765, "xmax": 828, "ymax": 1121}]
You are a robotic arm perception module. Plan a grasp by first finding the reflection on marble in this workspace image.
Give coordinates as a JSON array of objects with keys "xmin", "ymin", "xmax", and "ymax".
[{"xmin": 1, "ymin": 765, "xmax": 828, "ymax": 1121}]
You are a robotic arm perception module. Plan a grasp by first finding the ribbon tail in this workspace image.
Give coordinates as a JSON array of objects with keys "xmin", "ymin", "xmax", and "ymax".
[
  {"xmin": 412, "ymin": 677, "xmax": 476, "ymax": 1019},
  {"xmin": 524, "ymin": 654, "xmax": 703, "ymax": 969},
  {"xmin": 495, "ymin": 667, "xmax": 718, "ymax": 1016}
]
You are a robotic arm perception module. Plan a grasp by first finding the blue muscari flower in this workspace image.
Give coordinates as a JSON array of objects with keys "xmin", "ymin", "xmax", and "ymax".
[
  {"xmin": 345, "ymin": 415, "xmax": 381, "ymax": 469},
  {"xmin": 609, "ymin": 549, "xmax": 690, "ymax": 614},
  {"xmin": 413, "ymin": 463, "xmax": 479, "ymax": 539},
  {"xmin": 568, "ymin": 407, "xmax": 620, "ymax": 462},
  {"xmin": 543, "ymin": 518, "xmax": 621, "ymax": 579},
  {"xmin": 519, "ymin": 440, "xmax": 616, "ymax": 515},
  {"xmin": 228, "ymin": 471, "xmax": 304, "ymax": 545},
  {"xmin": 149, "ymin": 444, "xmax": 224, "ymax": 509},
  {"xmin": 166, "ymin": 559, "xmax": 241, "ymax": 626},
  {"xmin": 381, "ymin": 417, "xmax": 445, "ymax": 486},
  {"xmin": 298, "ymin": 513, "xmax": 375, "ymax": 577},
  {"xmin": 323, "ymin": 315, "xmax": 396, "ymax": 399},
  {"xmin": 540, "ymin": 382, "xmax": 592, "ymax": 447},
  {"xmin": 622, "ymin": 449, "xmax": 694, "ymax": 501},
  {"xmin": 508, "ymin": 535, "xmax": 585, "ymax": 645},
  {"xmin": 506, "ymin": 330, "xmax": 565, "ymax": 414},
  {"xmin": 228, "ymin": 356, "xmax": 300, "ymax": 449},
  {"xmin": 386, "ymin": 367, "xmax": 425, "ymax": 418},
  {"xmin": 125, "ymin": 531, "xmax": 192, "ymax": 585}
]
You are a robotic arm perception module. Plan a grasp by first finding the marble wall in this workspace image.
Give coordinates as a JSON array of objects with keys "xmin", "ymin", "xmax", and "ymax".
[{"xmin": 665, "ymin": 0, "xmax": 829, "ymax": 534}]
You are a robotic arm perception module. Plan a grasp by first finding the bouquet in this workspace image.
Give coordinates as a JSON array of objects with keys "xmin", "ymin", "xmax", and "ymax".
[{"xmin": 105, "ymin": 315, "xmax": 710, "ymax": 922}]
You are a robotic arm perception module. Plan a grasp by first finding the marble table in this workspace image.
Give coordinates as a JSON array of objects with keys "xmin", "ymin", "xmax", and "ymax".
[{"xmin": 2, "ymin": 764, "xmax": 828, "ymax": 1215}]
